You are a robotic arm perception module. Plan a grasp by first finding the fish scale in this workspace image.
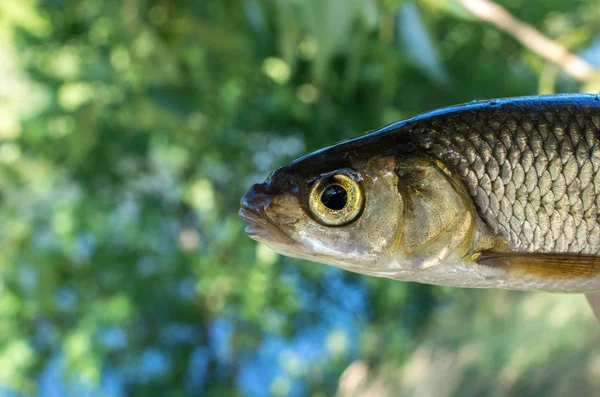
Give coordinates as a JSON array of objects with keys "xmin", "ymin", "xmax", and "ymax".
[{"xmin": 412, "ymin": 97, "xmax": 600, "ymax": 254}]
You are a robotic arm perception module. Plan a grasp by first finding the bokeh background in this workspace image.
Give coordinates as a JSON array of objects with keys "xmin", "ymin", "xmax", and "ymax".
[{"xmin": 1, "ymin": 0, "xmax": 600, "ymax": 396}]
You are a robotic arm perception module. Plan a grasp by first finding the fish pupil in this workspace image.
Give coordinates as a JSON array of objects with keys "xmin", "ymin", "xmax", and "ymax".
[{"xmin": 320, "ymin": 184, "xmax": 347, "ymax": 211}]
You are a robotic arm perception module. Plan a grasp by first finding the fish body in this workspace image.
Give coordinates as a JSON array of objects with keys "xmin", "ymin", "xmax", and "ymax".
[{"xmin": 240, "ymin": 94, "xmax": 600, "ymax": 294}]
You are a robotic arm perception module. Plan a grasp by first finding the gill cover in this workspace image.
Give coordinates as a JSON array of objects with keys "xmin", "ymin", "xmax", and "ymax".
[{"xmin": 394, "ymin": 158, "xmax": 492, "ymax": 268}]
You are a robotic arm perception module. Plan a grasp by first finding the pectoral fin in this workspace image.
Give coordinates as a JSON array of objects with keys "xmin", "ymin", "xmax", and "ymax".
[
  {"xmin": 476, "ymin": 252, "xmax": 600, "ymax": 279},
  {"xmin": 585, "ymin": 293, "xmax": 600, "ymax": 322}
]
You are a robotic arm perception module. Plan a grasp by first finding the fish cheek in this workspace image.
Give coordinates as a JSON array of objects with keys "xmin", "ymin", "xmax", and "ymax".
[
  {"xmin": 357, "ymin": 158, "xmax": 406, "ymax": 258},
  {"xmin": 292, "ymin": 218, "xmax": 358, "ymax": 258},
  {"xmin": 396, "ymin": 158, "xmax": 476, "ymax": 266}
]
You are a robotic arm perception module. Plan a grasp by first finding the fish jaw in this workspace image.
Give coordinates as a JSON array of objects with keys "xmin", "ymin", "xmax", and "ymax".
[
  {"xmin": 239, "ymin": 184, "xmax": 297, "ymax": 247},
  {"xmin": 239, "ymin": 180, "xmax": 333, "ymax": 263},
  {"xmin": 239, "ymin": 203, "xmax": 360, "ymax": 269}
]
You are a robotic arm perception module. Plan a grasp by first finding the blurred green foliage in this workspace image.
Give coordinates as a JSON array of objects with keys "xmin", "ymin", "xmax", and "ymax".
[{"xmin": 1, "ymin": 0, "xmax": 600, "ymax": 396}]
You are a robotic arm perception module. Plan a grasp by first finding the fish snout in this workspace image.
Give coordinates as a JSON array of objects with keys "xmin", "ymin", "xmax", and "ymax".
[
  {"xmin": 240, "ymin": 182, "xmax": 297, "ymax": 244},
  {"xmin": 239, "ymin": 182, "xmax": 273, "ymax": 223}
]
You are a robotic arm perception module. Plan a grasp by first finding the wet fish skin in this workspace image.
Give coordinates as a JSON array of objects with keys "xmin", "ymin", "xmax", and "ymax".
[
  {"xmin": 240, "ymin": 94, "xmax": 600, "ymax": 293},
  {"xmin": 408, "ymin": 95, "xmax": 600, "ymax": 255}
]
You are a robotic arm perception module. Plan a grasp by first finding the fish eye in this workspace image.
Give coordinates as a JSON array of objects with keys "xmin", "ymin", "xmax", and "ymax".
[
  {"xmin": 308, "ymin": 174, "xmax": 363, "ymax": 226},
  {"xmin": 320, "ymin": 184, "xmax": 347, "ymax": 211}
]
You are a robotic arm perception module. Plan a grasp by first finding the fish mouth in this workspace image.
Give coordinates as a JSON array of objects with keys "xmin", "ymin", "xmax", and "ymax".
[
  {"xmin": 239, "ymin": 206, "xmax": 267, "ymax": 231},
  {"xmin": 238, "ymin": 205, "xmax": 294, "ymax": 245},
  {"xmin": 239, "ymin": 205, "xmax": 317, "ymax": 262}
]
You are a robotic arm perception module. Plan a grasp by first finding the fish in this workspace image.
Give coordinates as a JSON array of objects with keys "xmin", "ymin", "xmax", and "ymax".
[{"xmin": 240, "ymin": 94, "xmax": 600, "ymax": 319}]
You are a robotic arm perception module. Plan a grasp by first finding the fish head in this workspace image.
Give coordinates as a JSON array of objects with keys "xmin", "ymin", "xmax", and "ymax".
[{"xmin": 240, "ymin": 144, "xmax": 483, "ymax": 279}]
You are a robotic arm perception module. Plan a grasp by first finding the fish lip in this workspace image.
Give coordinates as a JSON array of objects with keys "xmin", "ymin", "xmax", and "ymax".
[
  {"xmin": 244, "ymin": 223, "xmax": 269, "ymax": 239},
  {"xmin": 239, "ymin": 205, "xmax": 296, "ymax": 245},
  {"xmin": 239, "ymin": 204, "xmax": 275, "ymax": 231},
  {"xmin": 239, "ymin": 206, "xmax": 262, "ymax": 238},
  {"xmin": 238, "ymin": 206, "xmax": 263, "ymax": 223}
]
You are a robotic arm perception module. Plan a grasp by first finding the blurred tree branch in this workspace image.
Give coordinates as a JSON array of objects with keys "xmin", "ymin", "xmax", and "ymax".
[{"xmin": 458, "ymin": 0, "xmax": 598, "ymax": 83}]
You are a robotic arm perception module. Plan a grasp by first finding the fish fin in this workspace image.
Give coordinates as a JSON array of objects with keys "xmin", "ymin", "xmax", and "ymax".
[
  {"xmin": 475, "ymin": 252, "xmax": 600, "ymax": 280},
  {"xmin": 585, "ymin": 293, "xmax": 600, "ymax": 322}
]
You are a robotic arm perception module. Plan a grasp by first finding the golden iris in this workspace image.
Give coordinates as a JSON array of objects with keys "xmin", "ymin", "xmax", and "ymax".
[{"xmin": 308, "ymin": 173, "xmax": 364, "ymax": 226}]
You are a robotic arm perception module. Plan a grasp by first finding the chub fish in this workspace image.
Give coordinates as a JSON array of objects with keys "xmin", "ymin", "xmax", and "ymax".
[{"xmin": 239, "ymin": 94, "xmax": 600, "ymax": 318}]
